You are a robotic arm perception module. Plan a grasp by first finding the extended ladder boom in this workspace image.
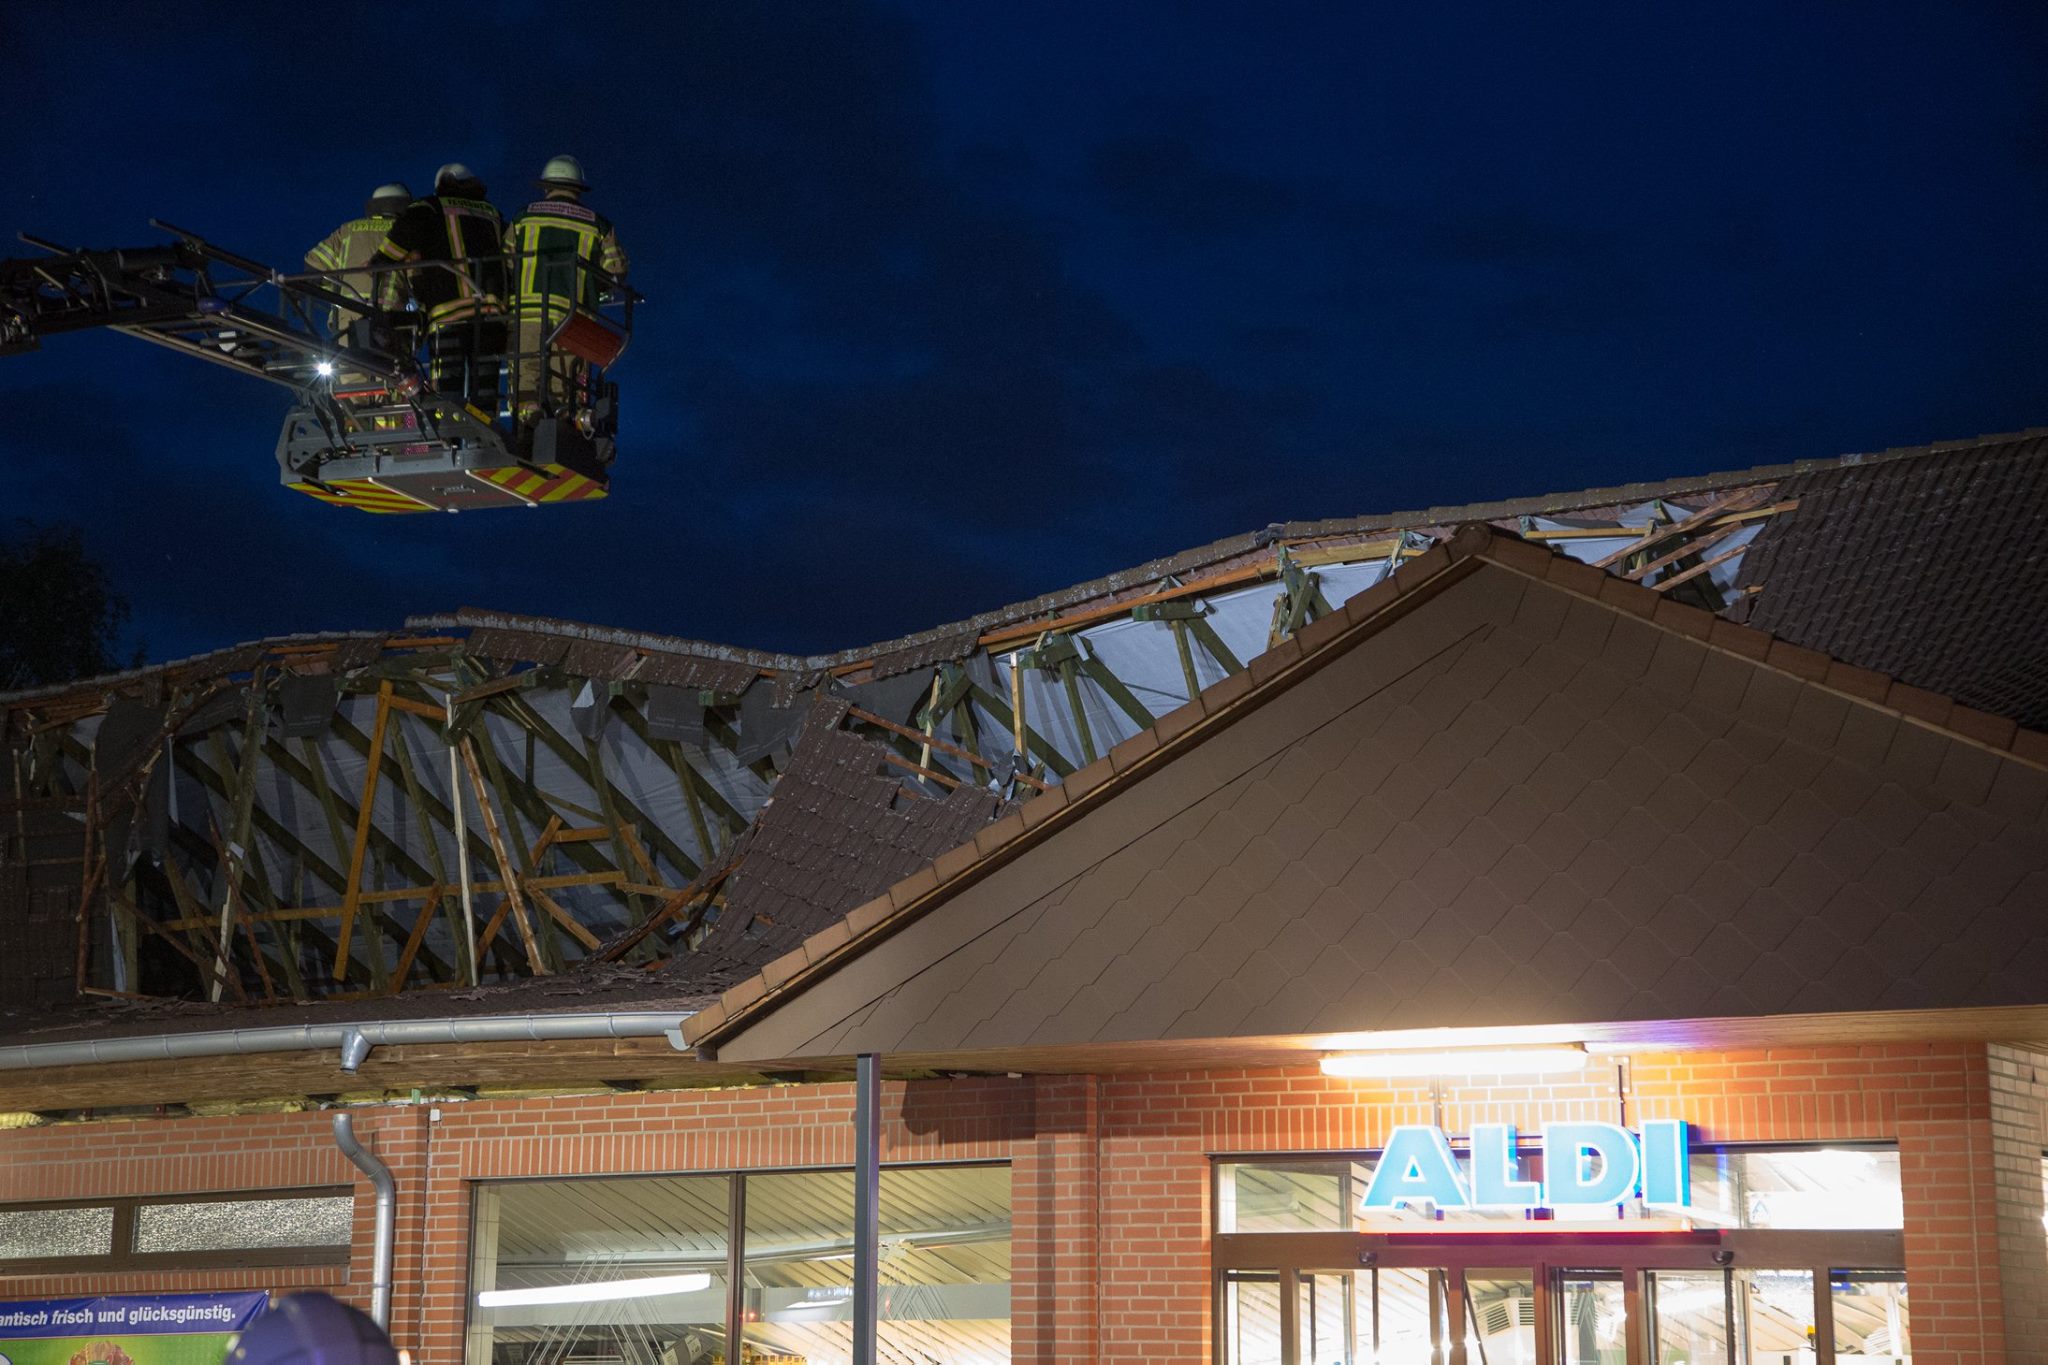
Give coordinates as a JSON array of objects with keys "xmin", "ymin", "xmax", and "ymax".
[{"xmin": 0, "ymin": 222, "xmax": 402, "ymax": 387}]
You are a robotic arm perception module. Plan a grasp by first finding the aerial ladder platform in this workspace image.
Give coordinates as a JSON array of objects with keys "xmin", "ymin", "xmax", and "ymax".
[{"xmin": 0, "ymin": 221, "xmax": 636, "ymax": 513}]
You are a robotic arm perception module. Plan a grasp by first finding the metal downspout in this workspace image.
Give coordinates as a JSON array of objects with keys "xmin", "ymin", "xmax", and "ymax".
[{"xmin": 332, "ymin": 1111, "xmax": 395, "ymax": 1328}]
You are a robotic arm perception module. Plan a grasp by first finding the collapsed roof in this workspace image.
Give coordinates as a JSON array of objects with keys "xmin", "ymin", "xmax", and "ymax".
[{"xmin": 3, "ymin": 426, "xmax": 2044, "ymax": 1043}]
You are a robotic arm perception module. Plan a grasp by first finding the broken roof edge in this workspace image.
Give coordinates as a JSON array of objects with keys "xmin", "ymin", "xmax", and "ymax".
[
  {"xmin": 418, "ymin": 423, "xmax": 2048, "ymax": 674},
  {"xmin": 0, "ymin": 630, "xmax": 399, "ymax": 708},
  {"xmin": 683, "ymin": 517, "xmax": 2048, "ymax": 1056},
  {"xmin": 9, "ymin": 423, "xmax": 2042, "ymax": 713}
]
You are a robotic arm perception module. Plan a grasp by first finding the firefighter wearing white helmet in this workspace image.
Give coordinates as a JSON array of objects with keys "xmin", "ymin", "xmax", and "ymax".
[
  {"xmin": 304, "ymin": 182, "xmax": 414, "ymax": 345},
  {"xmin": 505, "ymin": 155, "xmax": 629, "ymax": 425}
]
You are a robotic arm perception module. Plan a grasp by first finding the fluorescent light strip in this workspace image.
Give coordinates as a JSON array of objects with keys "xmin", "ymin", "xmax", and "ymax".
[
  {"xmin": 1320, "ymin": 1047, "xmax": 1589, "ymax": 1079},
  {"xmin": 477, "ymin": 1273, "xmax": 712, "ymax": 1308}
]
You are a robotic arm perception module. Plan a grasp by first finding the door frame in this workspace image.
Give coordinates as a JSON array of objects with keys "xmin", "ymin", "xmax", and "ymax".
[{"xmin": 1213, "ymin": 1229, "xmax": 1905, "ymax": 1365}]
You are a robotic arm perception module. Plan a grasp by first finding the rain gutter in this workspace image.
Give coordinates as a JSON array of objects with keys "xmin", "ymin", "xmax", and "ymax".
[{"xmin": 0, "ymin": 1012, "xmax": 697, "ymax": 1071}]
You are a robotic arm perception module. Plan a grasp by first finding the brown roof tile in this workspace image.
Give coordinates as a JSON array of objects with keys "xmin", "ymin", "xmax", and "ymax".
[{"xmin": 1735, "ymin": 435, "xmax": 2048, "ymax": 729}]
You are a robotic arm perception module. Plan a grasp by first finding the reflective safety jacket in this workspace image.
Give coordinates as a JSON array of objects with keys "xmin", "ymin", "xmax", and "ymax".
[
  {"xmin": 374, "ymin": 194, "xmax": 508, "ymax": 324},
  {"xmin": 305, "ymin": 213, "xmax": 399, "ymax": 310},
  {"xmin": 505, "ymin": 198, "xmax": 628, "ymax": 317}
]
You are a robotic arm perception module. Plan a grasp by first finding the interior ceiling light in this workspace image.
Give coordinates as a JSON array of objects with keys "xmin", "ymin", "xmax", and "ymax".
[
  {"xmin": 1319, "ymin": 1046, "xmax": 1590, "ymax": 1079},
  {"xmin": 477, "ymin": 1272, "xmax": 713, "ymax": 1308}
]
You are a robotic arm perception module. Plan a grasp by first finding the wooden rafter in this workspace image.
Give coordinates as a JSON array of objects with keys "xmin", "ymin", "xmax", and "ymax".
[
  {"xmin": 333, "ymin": 681, "xmax": 393, "ymax": 982},
  {"xmin": 459, "ymin": 737, "xmax": 546, "ymax": 974}
]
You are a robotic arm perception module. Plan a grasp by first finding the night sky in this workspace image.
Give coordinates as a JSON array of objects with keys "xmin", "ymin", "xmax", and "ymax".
[{"xmin": 3, "ymin": 2, "xmax": 2043, "ymax": 666}]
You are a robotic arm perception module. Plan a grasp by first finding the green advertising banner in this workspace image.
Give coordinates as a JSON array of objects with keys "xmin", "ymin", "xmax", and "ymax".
[{"xmin": 0, "ymin": 1294, "xmax": 269, "ymax": 1365}]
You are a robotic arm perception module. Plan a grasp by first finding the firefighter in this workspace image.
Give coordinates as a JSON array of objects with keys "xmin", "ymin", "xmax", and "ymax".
[
  {"xmin": 304, "ymin": 182, "xmax": 411, "ymax": 344},
  {"xmin": 505, "ymin": 155, "xmax": 629, "ymax": 425},
  {"xmin": 374, "ymin": 163, "xmax": 509, "ymax": 410}
]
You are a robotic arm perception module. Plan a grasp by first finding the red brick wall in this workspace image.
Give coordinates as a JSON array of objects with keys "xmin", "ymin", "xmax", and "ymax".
[
  {"xmin": 0, "ymin": 1042, "xmax": 2023, "ymax": 1364},
  {"xmin": 1988, "ymin": 1044, "xmax": 2048, "ymax": 1362}
]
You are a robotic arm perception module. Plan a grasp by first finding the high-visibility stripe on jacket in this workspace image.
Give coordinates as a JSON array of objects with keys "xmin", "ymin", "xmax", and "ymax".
[
  {"xmin": 505, "ymin": 198, "xmax": 628, "ymax": 316},
  {"xmin": 305, "ymin": 214, "xmax": 399, "ymax": 309}
]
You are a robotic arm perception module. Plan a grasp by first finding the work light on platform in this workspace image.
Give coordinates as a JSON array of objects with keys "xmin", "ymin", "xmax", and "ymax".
[
  {"xmin": 1319, "ymin": 1046, "xmax": 1589, "ymax": 1079},
  {"xmin": 477, "ymin": 1273, "xmax": 713, "ymax": 1308}
]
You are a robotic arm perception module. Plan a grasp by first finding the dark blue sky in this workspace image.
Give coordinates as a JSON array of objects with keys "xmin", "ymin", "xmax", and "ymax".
[{"xmin": 3, "ymin": 2, "xmax": 2043, "ymax": 664}]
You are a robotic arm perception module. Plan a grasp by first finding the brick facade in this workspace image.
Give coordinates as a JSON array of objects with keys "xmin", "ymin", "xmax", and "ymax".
[
  {"xmin": 1, "ymin": 1042, "xmax": 2037, "ymax": 1362},
  {"xmin": 1988, "ymin": 1044, "xmax": 2048, "ymax": 1361}
]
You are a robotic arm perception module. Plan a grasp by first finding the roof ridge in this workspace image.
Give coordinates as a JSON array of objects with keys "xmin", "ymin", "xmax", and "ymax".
[
  {"xmin": 683, "ymin": 517, "xmax": 2048, "ymax": 1053},
  {"xmin": 423, "ymin": 425, "xmax": 2047, "ymax": 676},
  {"xmin": 12, "ymin": 425, "xmax": 2042, "ymax": 708}
]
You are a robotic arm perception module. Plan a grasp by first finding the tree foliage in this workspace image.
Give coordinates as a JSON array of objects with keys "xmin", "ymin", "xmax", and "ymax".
[{"xmin": 0, "ymin": 521, "xmax": 135, "ymax": 690}]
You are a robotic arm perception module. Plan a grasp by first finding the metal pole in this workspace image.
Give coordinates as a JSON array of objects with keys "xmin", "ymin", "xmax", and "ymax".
[
  {"xmin": 448, "ymin": 696, "xmax": 477, "ymax": 986},
  {"xmin": 853, "ymin": 1052, "xmax": 881, "ymax": 1365}
]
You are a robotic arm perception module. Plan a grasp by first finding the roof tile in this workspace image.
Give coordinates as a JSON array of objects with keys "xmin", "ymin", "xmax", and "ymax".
[
  {"xmin": 1946, "ymin": 705, "xmax": 2019, "ymax": 752},
  {"xmin": 1544, "ymin": 554, "xmax": 1609, "ymax": 598},
  {"xmin": 1885, "ymin": 681, "xmax": 1954, "ymax": 726},
  {"xmin": 1709, "ymin": 618, "xmax": 1772, "ymax": 661},
  {"xmin": 1483, "ymin": 534, "xmax": 1559, "ymax": 578},
  {"xmin": 1652, "ymin": 597, "xmax": 1715, "ymax": 640},
  {"xmin": 1766, "ymin": 639, "xmax": 1831, "ymax": 682},
  {"xmin": 1596, "ymin": 574, "xmax": 1659, "ymax": 619}
]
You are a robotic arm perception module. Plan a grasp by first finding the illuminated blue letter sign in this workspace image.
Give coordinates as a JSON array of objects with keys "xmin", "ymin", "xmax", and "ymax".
[
  {"xmin": 1542, "ymin": 1122, "xmax": 1642, "ymax": 1206},
  {"xmin": 1469, "ymin": 1124, "xmax": 1543, "ymax": 1207},
  {"xmin": 1361, "ymin": 1126, "xmax": 1470, "ymax": 1209},
  {"xmin": 1360, "ymin": 1120, "xmax": 1692, "ymax": 1215},
  {"xmin": 1640, "ymin": 1119, "xmax": 1690, "ymax": 1206}
]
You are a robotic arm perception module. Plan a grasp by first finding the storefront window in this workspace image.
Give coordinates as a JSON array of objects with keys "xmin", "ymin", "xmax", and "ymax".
[
  {"xmin": 0, "ymin": 1205, "xmax": 113, "ymax": 1258},
  {"xmin": 1224, "ymin": 1271, "xmax": 1282, "ymax": 1365},
  {"xmin": 1557, "ymin": 1272, "xmax": 1625, "ymax": 1364},
  {"xmin": 0, "ymin": 1190, "xmax": 349, "ymax": 1269},
  {"xmin": 1743, "ymin": 1269, "xmax": 1816, "ymax": 1356},
  {"xmin": 134, "ymin": 1194, "xmax": 353, "ymax": 1252},
  {"xmin": 742, "ymin": 1165, "xmax": 1011, "ymax": 1365},
  {"xmin": 1650, "ymin": 1270, "xmax": 1728, "ymax": 1364},
  {"xmin": 1218, "ymin": 1160, "xmax": 1362, "ymax": 1233},
  {"xmin": 1831, "ymin": 1273, "xmax": 1909, "ymax": 1361},
  {"xmin": 1464, "ymin": 1270, "xmax": 1536, "ymax": 1362},
  {"xmin": 1678, "ymin": 1148, "xmax": 1902, "ymax": 1230},
  {"xmin": 469, "ymin": 1174, "xmax": 731, "ymax": 1365},
  {"xmin": 469, "ymin": 1165, "xmax": 1010, "ymax": 1365}
]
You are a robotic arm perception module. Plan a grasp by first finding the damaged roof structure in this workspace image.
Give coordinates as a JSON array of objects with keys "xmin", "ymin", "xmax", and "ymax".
[{"xmin": 3, "ymin": 426, "xmax": 2046, "ymax": 1070}]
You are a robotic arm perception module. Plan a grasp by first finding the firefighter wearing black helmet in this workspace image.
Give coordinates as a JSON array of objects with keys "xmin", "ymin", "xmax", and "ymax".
[
  {"xmin": 505, "ymin": 155, "xmax": 629, "ymax": 425},
  {"xmin": 373, "ymin": 163, "xmax": 509, "ymax": 410}
]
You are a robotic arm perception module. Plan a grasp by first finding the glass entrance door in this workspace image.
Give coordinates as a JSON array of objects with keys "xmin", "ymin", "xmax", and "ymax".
[
  {"xmin": 1556, "ymin": 1271, "xmax": 1629, "ymax": 1365},
  {"xmin": 1263, "ymin": 1267, "xmax": 1451, "ymax": 1364},
  {"xmin": 1217, "ymin": 1247, "xmax": 1904, "ymax": 1364}
]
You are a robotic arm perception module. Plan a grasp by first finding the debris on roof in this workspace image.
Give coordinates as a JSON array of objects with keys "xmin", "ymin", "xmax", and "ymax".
[{"xmin": 3, "ymin": 426, "xmax": 2044, "ymax": 1033}]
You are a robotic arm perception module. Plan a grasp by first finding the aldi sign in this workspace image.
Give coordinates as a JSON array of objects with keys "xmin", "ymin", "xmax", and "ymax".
[{"xmin": 1362, "ymin": 1120, "xmax": 1690, "ymax": 1212}]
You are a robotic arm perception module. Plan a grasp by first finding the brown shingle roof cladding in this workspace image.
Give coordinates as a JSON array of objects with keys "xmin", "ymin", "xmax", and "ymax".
[
  {"xmin": 677, "ymin": 695, "xmax": 1008, "ymax": 993},
  {"xmin": 691, "ymin": 525, "xmax": 2048, "ymax": 1063},
  {"xmin": 1735, "ymin": 434, "xmax": 2048, "ymax": 730}
]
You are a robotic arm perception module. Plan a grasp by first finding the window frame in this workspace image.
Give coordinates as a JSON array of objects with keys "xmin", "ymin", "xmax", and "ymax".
[
  {"xmin": 0, "ymin": 1186, "xmax": 354, "ymax": 1275},
  {"xmin": 464, "ymin": 1159, "xmax": 1014, "ymax": 1365}
]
